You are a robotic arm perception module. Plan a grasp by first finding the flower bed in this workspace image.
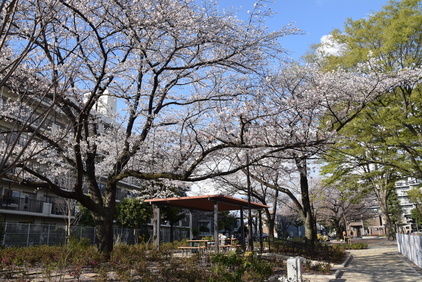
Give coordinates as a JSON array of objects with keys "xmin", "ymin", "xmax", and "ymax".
[{"xmin": 0, "ymin": 239, "xmax": 347, "ymax": 281}]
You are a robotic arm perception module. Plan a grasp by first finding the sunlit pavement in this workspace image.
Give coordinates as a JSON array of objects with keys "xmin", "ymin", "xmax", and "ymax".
[{"xmin": 318, "ymin": 238, "xmax": 422, "ymax": 282}]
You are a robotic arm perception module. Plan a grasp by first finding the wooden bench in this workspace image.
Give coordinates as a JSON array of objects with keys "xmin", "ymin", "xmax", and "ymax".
[
  {"xmin": 219, "ymin": 244, "xmax": 242, "ymax": 252},
  {"xmin": 219, "ymin": 245, "xmax": 232, "ymax": 251},
  {"xmin": 178, "ymin": 246, "xmax": 206, "ymax": 255}
]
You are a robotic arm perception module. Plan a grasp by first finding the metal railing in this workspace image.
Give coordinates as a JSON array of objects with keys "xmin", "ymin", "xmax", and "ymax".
[
  {"xmin": 0, "ymin": 222, "xmax": 190, "ymax": 247},
  {"xmin": 0, "ymin": 197, "xmax": 76, "ymax": 216}
]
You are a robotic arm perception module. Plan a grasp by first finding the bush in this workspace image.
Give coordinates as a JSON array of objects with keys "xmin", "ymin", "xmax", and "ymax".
[
  {"xmin": 347, "ymin": 242, "xmax": 368, "ymax": 249},
  {"xmin": 210, "ymin": 252, "xmax": 274, "ymax": 281},
  {"xmin": 270, "ymin": 239, "xmax": 346, "ymax": 263},
  {"xmin": 327, "ymin": 245, "xmax": 347, "ymax": 263},
  {"xmin": 0, "ymin": 241, "xmax": 277, "ymax": 281}
]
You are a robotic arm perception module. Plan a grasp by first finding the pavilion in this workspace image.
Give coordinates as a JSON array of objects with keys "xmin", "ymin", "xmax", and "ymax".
[{"xmin": 144, "ymin": 194, "xmax": 269, "ymax": 251}]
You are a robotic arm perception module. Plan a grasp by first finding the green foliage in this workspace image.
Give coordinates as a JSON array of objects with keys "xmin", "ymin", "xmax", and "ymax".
[
  {"xmin": 0, "ymin": 242, "xmax": 280, "ymax": 281},
  {"xmin": 336, "ymin": 242, "xmax": 368, "ymax": 250},
  {"xmin": 317, "ymin": 0, "xmax": 422, "ymax": 182},
  {"xmin": 388, "ymin": 189, "xmax": 403, "ymax": 227},
  {"xmin": 411, "ymin": 208, "xmax": 422, "ymax": 228},
  {"xmin": 327, "ymin": 244, "xmax": 348, "ymax": 262},
  {"xmin": 218, "ymin": 211, "xmax": 238, "ymax": 233},
  {"xmin": 76, "ymin": 205, "xmax": 96, "ymax": 226},
  {"xmin": 311, "ymin": 0, "xmax": 421, "ymax": 71},
  {"xmin": 161, "ymin": 206, "xmax": 186, "ymax": 226},
  {"xmin": 321, "ymin": 90, "xmax": 415, "ymax": 240},
  {"xmin": 408, "ymin": 187, "xmax": 422, "ymax": 206},
  {"xmin": 347, "ymin": 242, "xmax": 368, "ymax": 250},
  {"xmin": 271, "ymin": 239, "xmax": 346, "ymax": 263},
  {"xmin": 159, "ymin": 255, "xmax": 205, "ymax": 282},
  {"xmin": 192, "ymin": 227, "xmax": 199, "ymax": 237},
  {"xmin": 0, "ymin": 243, "xmax": 103, "ymax": 280},
  {"xmin": 408, "ymin": 187, "xmax": 422, "ymax": 228},
  {"xmin": 210, "ymin": 252, "xmax": 274, "ymax": 281},
  {"xmin": 115, "ymin": 198, "xmax": 152, "ymax": 229}
]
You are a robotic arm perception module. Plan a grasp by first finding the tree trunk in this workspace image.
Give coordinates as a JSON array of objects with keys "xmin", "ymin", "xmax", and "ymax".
[
  {"xmin": 94, "ymin": 209, "xmax": 115, "ymax": 256},
  {"xmin": 379, "ymin": 202, "xmax": 395, "ymax": 241},
  {"xmin": 303, "ymin": 213, "xmax": 316, "ymax": 243},
  {"xmin": 170, "ymin": 223, "xmax": 174, "ymax": 243},
  {"xmin": 375, "ymin": 179, "xmax": 396, "ymax": 241},
  {"xmin": 92, "ymin": 183, "xmax": 117, "ymax": 257},
  {"xmin": 266, "ymin": 209, "xmax": 276, "ymax": 238},
  {"xmin": 267, "ymin": 190, "xmax": 279, "ymax": 239},
  {"xmin": 295, "ymin": 156, "xmax": 317, "ymax": 245},
  {"xmin": 332, "ymin": 218, "xmax": 344, "ymax": 240}
]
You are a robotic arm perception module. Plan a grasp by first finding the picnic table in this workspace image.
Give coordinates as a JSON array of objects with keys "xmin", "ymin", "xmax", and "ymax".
[
  {"xmin": 178, "ymin": 240, "xmax": 209, "ymax": 254},
  {"xmin": 178, "ymin": 239, "xmax": 241, "ymax": 254}
]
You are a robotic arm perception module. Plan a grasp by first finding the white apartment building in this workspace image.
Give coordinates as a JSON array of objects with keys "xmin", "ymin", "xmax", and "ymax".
[
  {"xmin": 396, "ymin": 177, "xmax": 421, "ymax": 232},
  {"xmin": 0, "ymin": 86, "xmax": 127, "ymax": 226}
]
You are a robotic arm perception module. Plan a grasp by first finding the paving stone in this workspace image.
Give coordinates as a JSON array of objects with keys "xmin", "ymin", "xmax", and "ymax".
[{"xmin": 308, "ymin": 238, "xmax": 422, "ymax": 282}]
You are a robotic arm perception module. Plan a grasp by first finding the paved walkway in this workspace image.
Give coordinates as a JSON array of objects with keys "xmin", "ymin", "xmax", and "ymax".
[{"xmin": 330, "ymin": 238, "xmax": 422, "ymax": 282}]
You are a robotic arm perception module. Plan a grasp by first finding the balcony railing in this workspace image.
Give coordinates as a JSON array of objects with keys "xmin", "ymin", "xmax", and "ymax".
[{"xmin": 0, "ymin": 196, "xmax": 76, "ymax": 217}]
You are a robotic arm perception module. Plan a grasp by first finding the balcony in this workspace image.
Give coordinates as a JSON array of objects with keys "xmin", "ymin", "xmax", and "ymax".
[{"xmin": 0, "ymin": 196, "xmax": 76, "ymax": 217}]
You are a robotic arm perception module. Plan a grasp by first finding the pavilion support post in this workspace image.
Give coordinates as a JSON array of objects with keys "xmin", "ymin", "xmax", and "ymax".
[
  {"xmin": 259, "ymin": 210, "xmax": 263, "ymax": 253},
  {"xmin": 189, "ymin": 209, "xmax": 193, "ymax": 239},
  {"xmin": 240, "ymin": 206, "xmax": 245, "ymax": 251},
  {"xmin": 152, "ymin": 205, "xmax": 161, "ymax": 249},
  {"xmin": 214, "ymin": 201, "xmax": 219, "ymax": 251}
]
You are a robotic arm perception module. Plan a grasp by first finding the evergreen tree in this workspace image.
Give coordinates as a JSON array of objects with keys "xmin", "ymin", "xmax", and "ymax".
[{"xmin": 316, "ymin": 0, "xmax": 421, "ymax": 240}]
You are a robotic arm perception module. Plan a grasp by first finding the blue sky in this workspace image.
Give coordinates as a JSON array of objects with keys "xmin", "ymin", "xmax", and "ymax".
[{"xmin": 220, "ymin": 0, "xmax": 390, "ymax": 60}]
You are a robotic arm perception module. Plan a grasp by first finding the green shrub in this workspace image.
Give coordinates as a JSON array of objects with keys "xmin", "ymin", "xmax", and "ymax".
[
  {"xmin": 210, "ymin": 252, "xmax": 274, "ymax": 281},
  {"xmin": 159, "ymin": 256, "xmax": 206, "ymax": 282},
  {"xmin": 0, "ymin": 242, "xmax": 277, "ymax": 281},
  {"xmin": 327, "ymin": 245, "xmax": 346, "ymax": 263},
  {"xmin": 347, "ymin": 242, "xmax": 368, "ymax": 249},
  {"xmin": 336, "ymin": 242, "xmax": 368, "ymax": 250}
]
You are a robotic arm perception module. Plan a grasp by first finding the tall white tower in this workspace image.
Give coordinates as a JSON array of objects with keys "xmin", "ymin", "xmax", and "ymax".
[
  {"xmin": 94, "ymin": 89, "xmax": 117, "ymax": 117},
  {"xmin": 84, "ymin": 89, "xmax": 117, "ymax": 120}
]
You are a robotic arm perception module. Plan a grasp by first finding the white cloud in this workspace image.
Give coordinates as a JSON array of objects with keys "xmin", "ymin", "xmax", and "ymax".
[{"xmin": 317, "ymin": 34, "xmax": 346, "ymax": 57}]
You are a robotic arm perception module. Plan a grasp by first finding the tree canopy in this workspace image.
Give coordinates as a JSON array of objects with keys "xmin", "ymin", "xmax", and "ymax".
[
  {"xmin": 311, "ymin": 0, "xmax": 421, "ymax": 71},
  {"xmin": 317, "ymin": 0, "xmax": 421, "ymax": 239},
  {"xmin": 0, "ymin": 0, "xmax": 420, "ymax": 254}
]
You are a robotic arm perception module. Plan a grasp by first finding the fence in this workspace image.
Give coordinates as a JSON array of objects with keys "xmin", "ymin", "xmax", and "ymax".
[
  {"xmin": 1, "ymin": 222, "xmax": 189, "ymax": 247},
  {"xmin": 396, "ymin": 233, "xmax": 422, "ymax": 268}
]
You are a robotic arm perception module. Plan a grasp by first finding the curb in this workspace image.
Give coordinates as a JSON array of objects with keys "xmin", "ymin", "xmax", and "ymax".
[
  {"xmin": 301, "ymin": 252, "xmax": 353, "ymax": 281},
  {"xmin": 303, "ymin": 269, "xmax": 342, "ymax": 280},
  {"xmin": 338, "ymin": 252, "xmax": 353, "ymax": 267}
]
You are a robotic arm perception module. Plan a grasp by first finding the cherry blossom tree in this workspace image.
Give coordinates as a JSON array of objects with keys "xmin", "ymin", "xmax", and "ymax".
[
  {"xmin": 225, "ymin": 62, "xmax": 421, "ymax": 244},
  {"xmin": 1, "ymin": 0, "xmax": 299, "ymax": 255},
  {"xmin": 214, "ymin": 170, "xmax": 281, "ymax": 239},
  {"xmin": 0, "ymin": 0, "xmax": 61, "ymax": 177},
  {"xmin": 0, "ymin": 0, "xmax": 59, "ymax": 88},
  {"xmin": 315, "ymin": 180, "xmax": 375, "ymax": 239},
  {"xmin": 1, "ymin": 0, "xmax": 420, "ymax": 256}
]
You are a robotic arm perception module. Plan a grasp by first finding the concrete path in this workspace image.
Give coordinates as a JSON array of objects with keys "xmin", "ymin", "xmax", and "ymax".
[{"xmin": 329, "ymin": 238, "xmax": 422, "ymax": 282}]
